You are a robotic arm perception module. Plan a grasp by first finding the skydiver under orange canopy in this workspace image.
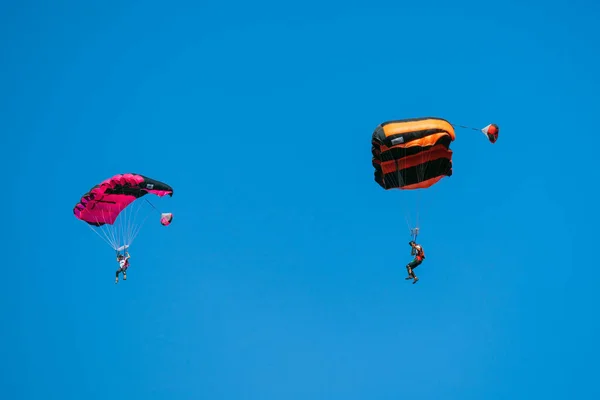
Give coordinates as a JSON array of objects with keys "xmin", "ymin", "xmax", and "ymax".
[{"xmin": 406, "ymin": 241, "xmax": 425, "ymax": 284}]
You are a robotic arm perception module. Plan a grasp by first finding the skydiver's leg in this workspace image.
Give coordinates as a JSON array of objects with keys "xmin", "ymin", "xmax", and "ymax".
[
  {"xmin": 406, "ymin": 261, "xmax": 415, "ymax": 280},
  {"xmin": 115, "ymin": 268, "xmax": 122, "ymax": 283},
  {"xmin": 123, "ymin": 267, "xmax": 127, "ymax": 280},
  {"xmin": 406, "ymin": 259, "xmax": 421, "ymax": 281},
  {"xmin": 410, "ymin": 260, "xmax": 422, "ymax": 283}
]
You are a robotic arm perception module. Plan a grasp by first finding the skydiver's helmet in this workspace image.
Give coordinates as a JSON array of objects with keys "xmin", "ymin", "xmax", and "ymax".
[
  {"xmin": 409, "ymin": 241, "xmax": 416, "ymax": 246},
  {"xmin": 117, "ymin": 254, "xmax": 124, "ymax": 260}
]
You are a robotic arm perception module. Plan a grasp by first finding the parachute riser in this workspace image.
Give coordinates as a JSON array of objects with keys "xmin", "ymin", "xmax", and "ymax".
[
  {"xmin": 409, "ymin": 228, "xmax": 419, "ymax": 255},
  {"xmin": 410, "ymin": 227, "xmax": 419, "ymax": 242},
  {"xmin": 410, "ymin": 227, "xmax": 419, "ymax": 245}
]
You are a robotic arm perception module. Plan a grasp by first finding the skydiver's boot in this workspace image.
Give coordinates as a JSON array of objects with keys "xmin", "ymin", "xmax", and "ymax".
[
  {"xmin": 413, "ymin": 276, "xmax": 419, "ymax": 284},
  {"xmin": 115, "ymin": 277, "xmax": 119, "ymax": 284}
]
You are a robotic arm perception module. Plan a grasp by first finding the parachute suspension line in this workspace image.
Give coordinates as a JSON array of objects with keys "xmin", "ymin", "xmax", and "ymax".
[
  {"xmin": 116, "ymin": 197, "xmax": 160, "ymax": 248},
  {"xmin": 121, "ymin": 201, "xmax": 132, "ymax": 249},
  {"xmin": 451, "ymin": 123, "xmax": 479, "ymax": 132},
  {"xmin": 88, "ymin": 212, "xmax": 118, "ymax": 250},
  {"xmin": 451, "ymin": 123, "xmax": 490, "ymax": 141},
  {"xmin": 85, "ymin": 199, "xmax": 153, "ymax": 252},
  {"xmin": 415, "ymin": 189, "xmax": 421, "ymax": 235},
  {"xmin": 123, "ymin": 199, "xmax": 143, "ymax": 248},
  {"xmin": 405, "ymin": 215, "xmax": 413, "ymax": 237},
  {"xmin": 87, "ymin": 222, "xmax": 115, "ymax": 249},
  {"xmin": 123, "ymin": 198, "xmax": 154, "ymax": 249},
  {"xmin": 394, "ymin": 158, "xmax": 410, "ymax": 229},
  {"xmin": 122, "ymin": 202, "xmax": 131, "ymax": 249},
  {"xmin": 395, "ymin": 153, "xmax": 420, "ymax": 240},
  {"xmin": 393, "ymin": 158, "xmax": 405, "ymax": 224},
  {"xmin": 412, "ymin": 149, "xmax": 428, "ymax": 239},
  {"xmin": 116, "ymin": 206, "xmax": 126, "ymax": 250},
  {"xmin": 144, "ymin": 198, "xmax": 160, "ymax": 212},
  {"xmin": 127, "ymin": 201, "xmax": 142, "ymax": 247},
  {"xmin": 395, "ymin": 158, "xmax": 413, "ymax": 234},
  {"xmin": 98, "ymin": 210, "xmax": 116, "ymax": 249}
]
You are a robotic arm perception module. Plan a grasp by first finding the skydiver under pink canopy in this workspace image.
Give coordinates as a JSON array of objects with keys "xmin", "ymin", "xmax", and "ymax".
[{"xmin": 115, "ymin": 250, "xmax": 130, "ymax": 284}]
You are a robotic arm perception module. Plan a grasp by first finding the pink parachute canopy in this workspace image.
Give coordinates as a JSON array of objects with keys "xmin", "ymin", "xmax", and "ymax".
[{"xmin": 73, "ymin": 173, "xmax": 173, "ymax": 226}]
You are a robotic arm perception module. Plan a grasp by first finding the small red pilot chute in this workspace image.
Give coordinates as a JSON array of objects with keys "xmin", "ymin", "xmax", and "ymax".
[{"xmin": 481, "ymin": 123, "xmax": 499, "ymax": 144}]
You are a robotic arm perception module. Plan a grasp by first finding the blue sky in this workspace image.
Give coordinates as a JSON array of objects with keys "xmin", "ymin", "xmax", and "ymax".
[{"xmin": 1, "ymin": 0, "xmax": 599, "ymax": 399}]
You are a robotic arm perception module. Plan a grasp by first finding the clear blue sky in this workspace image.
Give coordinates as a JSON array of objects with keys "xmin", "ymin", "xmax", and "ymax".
[{"xmin": 2, "ymin": 1, "xmax": 599, "ymax": 399}]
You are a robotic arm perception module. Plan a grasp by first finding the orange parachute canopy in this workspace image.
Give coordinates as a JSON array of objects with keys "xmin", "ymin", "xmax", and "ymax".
[{"xmin": 372, "ymin": 117, "xmax": 456, "ymax": 190}]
